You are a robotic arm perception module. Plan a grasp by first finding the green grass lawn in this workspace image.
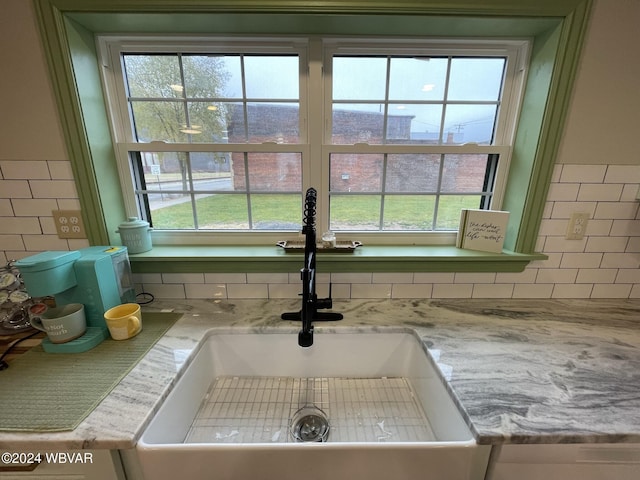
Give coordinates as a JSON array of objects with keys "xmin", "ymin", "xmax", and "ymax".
[{"xmin": 151, "ymin": 193, "xmax": 481, "ymax": 230}]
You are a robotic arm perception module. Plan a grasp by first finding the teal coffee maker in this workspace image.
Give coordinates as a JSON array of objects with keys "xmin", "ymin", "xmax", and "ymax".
[{"xmin": 15, "ymin": 246, "xmax": 136, "ymax": 353}]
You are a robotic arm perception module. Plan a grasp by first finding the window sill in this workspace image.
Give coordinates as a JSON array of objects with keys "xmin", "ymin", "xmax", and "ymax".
[{"xmin": 129, "ymin": 245, "xmax": 546, "ymax": 274}]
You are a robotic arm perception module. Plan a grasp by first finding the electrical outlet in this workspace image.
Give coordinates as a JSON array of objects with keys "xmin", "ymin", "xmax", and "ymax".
[
  {"xmin": 566, "ymin": 212, "xmax": 589, "ymax": 240},
  {"xmin": 52, "ymin": 210, "xmax": 86, "ymax": 239}
]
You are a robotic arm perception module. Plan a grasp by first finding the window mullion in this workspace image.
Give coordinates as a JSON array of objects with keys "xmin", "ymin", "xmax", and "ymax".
[{"xmin": 307, "ymin": 38, "xmax": 326, "ymax": 235}]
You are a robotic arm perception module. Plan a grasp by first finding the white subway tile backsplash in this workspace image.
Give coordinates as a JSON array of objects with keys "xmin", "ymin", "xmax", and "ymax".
[
  {"xmin": 162, "ymin": 273, "xmax": 204, "ymax": 284},
  {"xmin": 616, "ymin": 269, "xmax": 640, "ymax": 284},
  {"xmin": 204, "ymin": 273, "xmax": 246, "ymax": 284},
  {"xmin": 530, "ymin": 252, "xmax": 562, "ymax": 268},
  {"xmin": 0, "ymin": 180, "xmax": 32, "ymax": 198},
  {"xmin": 227, "ymin": 283, "xmax": 268, "ymax": 299},
  {"xmin": 576, "ymin": 268, "xmax": 617, "ymax": 284},
  {"xmin": 134, "ymin": 273, "xmax": 162, "ymax": 284},
  {"xmin": 247, "ymin": 273, "xmax": 288, "ymax": 284},
  {"xmin": 325, "ymin": 283, "xmax": 351, "ymax": 299},
  {"xmin": 267, "ymin": 283, "xmax": 300, "ymax": 299},
  {"xmin": 604, "ymin": 165, "xmax": 640, "ymax": 184},
  {"xmin": 66, "ymin": 238, "xmax": 89, "ymax": 250},
  {"xmin": 585, "ymin": 236, "xmax": 628, "ymax": 252},
  {"xmin": 610, "ymin": 219, "xmax": 640, "ymax": 236},
  {"xmin": 550, "ymin": 201, "xmax": 596, "ymax": 219},
  {"xmin": 591, "ymin": 284, "xmax": 632, "ymax": 298},
  {"xmin": 495, "ymin": 269, "xmax": 538, "ymax": 284},
  {"xmin": 552, "ymin": 284, "xmax": 593, "ymax": 298},
  {"xmin": 601, "ymin": 252, "xmax": 640, "ymax": 269},
  {"xmin": 12, "ymin": 199, "xmax": 55, "ymax": 216},
  {"xmin": 147, "ymin": 283, "xmax": 186, "ymax": 299},
  {"xmin": 29, "ymin": 180, "xmax": 78, "ymax": 199},
  {"xmin": 56, "ymin": 199, "xmax": 82, "ymax": 210},
  {"xmin": 628, "ymin": 237, "xmax": 640, "ymax": 252},
  {"xmin": 559, "ymin": 164, "xmax": 606, "ymax": 183},
  {"xmin": 2, "ymin": 164, "xmax": 638, "ymax": 301},
  {"xmin": 0, "ymin": 217, "xmax": 41, "ymax": 235},
  {"xmin": 351, "ymin": 283, "xmax": 391, "ymax": 299},
  {"xmin": 331, "ymin": 273, "xmax": 372, "ymax": 284},
  {"xmin": 536, "ymin": 268, "xmax": 578, "ymax": 284},
  {"xmin": 594, "ymin": 202, "xmax": 638, "ymax": 219},
  {"xmin": 538, "ymin": 219, "xmax": 570, "ymax": 236},
  {"xmin": 578, "ymin": 184, "xmax": 623, "ymax": 202},
  {"xmin": 512, "ymin": 283, "xmax": 554, "ymax": 298},
  {"xmin": 583, "ymin": 219, "xmax": 613, "ymax": 236},
  {"xmin": 23, "ymin": 234, "xmax": 68, "ymax": 251},
  {"xmin": 0, "ymin": 234, "xmax": 24, "ymax": 251},
  {"xmin": 47, "ymin": 161, "xmax": 74, "ymax": 180},
  {"xmin": 560, "ymin": 253, "xmax": 602, "ymax": 269},
  {"xmin": 543, "ymin": 236, "xmax": 587, "ymax": 253},
  {"xmin": 0, "ymin": 200, "xmax": 13, "ymax": 216},
  {"xmin": 432, "ymin": 283, "xmax": 473, "ymax": 298},
  {"xmin": 372, "ymin": 272, "xmax": 413, "ymax": 284},
  {"xmin": 413, "ymin": 272, "xmax": 455, "ymax": 283},
  {"xmin": 39, "ymin": 216, "xmax": 57, "ymax": 235},
  {"xmin": 547, "ymin": 183, "xmax": 579, "ymax": 201},
  {"xmin": 0, "ymin": 160, "xmax": 50, "ymax": 179},
  {"xmin": 455, "ymin": 272, "xmax": 496, "ymax": 284},
  {"xmin": 391, "ymin": 283, "xmax": 432, "ymax": 298},
  {"xmin": 472, "ymin": 283, "xmax": 514, "ymax": 298},
  {"xmin": 185, "ymin": 283, "xmax": 227, "ymax": 299},
  {"xmin": 621, "ymin": 184, "xmax": 640, "ymax": 201}
]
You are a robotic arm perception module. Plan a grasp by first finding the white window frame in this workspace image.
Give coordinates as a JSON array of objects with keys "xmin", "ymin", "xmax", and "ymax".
[{"xmin": 98, "ymin": 35, "xmax": 529, "ymax": 246}]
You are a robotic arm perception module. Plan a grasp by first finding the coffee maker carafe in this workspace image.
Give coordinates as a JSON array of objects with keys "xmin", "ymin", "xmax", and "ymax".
[{"xmin": 15, "ymin": 246, "xmax": 136, "ymax": 353}]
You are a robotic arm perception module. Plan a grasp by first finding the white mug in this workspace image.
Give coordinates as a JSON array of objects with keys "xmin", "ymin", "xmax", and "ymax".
[{"xmin": 30, "ymin": 303, "xmax": 86, "ymax": 344}]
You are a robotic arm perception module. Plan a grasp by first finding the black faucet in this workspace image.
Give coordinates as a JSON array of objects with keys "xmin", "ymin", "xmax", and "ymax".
[{"xmin": 282, "ymin": 188, "xmax": 343, "ymax": 347}]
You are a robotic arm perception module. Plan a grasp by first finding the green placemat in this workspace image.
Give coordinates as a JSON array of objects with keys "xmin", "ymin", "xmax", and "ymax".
[{"xmin": 0, "ymin": 312, "xmax": 181, "ymax": 432}]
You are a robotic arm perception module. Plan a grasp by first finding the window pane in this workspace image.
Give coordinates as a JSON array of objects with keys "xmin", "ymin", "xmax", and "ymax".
[
  {"xmin": 124, "ymin": 55, "xmax": 182, "ymax": 98},
  {"xmin": 130, "ymin": 101, "xmax": 187, "ymax": 142},
  {"xmin": 330, "ymin": 195, "xmax": 381, "ymax": 231},
  {"xmin": 138, "ymin": 152, "xmax": 191, "ymax": 192},
  {"xmin": 247, "ymin": 153, "xmax": 302, "ymax": 192},
  {"xmin": 387, "ymin": 104, "xmax": 443, "ymax": 143},
  {"xmin": 333, "ymin": 57, "xmax": 387, "ymax": 100},
  {"xmin": 196, "ymin": 194, "xmax": 249, "ymax": 230},
  {"xmin": 436, "ymin": 195, "xmax": 482, "ymax": 230},
  {"xmin": 441, "ymin": 154, "xmax": 490, "ymax": 193},
  {"xmin": 190, "ymin": 153, "xmax": 232, "ymax": 190},
  {"xmin": 385, "ymin": 154, "xmax": 441, "ymax": 193},
  {"xmin": 182, "ymin": 55, "xmax": 232, "ymax": 99},
  {"xmin": 152, "ymin": 200, "xmax": 195, "ymax": 230},
  {"xmin": 250, "ymin": 194, "xmax": 301, "ymax": 230},
  {"xmin": 244, "ymin": 56, "xmax": 299, "ymax": 99},
  {"xmin": 443, "ymin": 104, "xmax": 498, "ymax": 144},
  {"xmin": 448, "ymin": 58, "xmax": 505, "ymax": 101},
  {"xmin": 388, "ymin": 57, "xmax": 447, "ymax": 101},
  {"xmin": 185, "ymin": 102, "xmax": 232, "ymax": 142},
  {"xmin": 330, "ymin": 154, "xmax": 383, "ymax": 192},
  {"xmin": 246, "ymin": 103, "xmax": 300, "ymax": 143},
  {"xmin": 216, "ymin": 56, "xmax": 243, "ymax": 98},
  {"xmin": 332, "ymin": 104, "xmax": 385, "ymax": 144},
  {"xmin": 383, "ymin": 195, "xmax": 435, "ymax": 231}
]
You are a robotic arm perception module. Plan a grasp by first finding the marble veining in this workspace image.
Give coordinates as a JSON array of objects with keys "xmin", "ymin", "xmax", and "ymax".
[{"xmin": 1, "ymin": 298, "xmax": 639, "ymax": 450}]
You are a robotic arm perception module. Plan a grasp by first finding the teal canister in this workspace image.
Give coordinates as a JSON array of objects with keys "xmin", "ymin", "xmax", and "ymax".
[{"xmin": 116, "ymin": 217, "xmax": 153, "ymax": 254}]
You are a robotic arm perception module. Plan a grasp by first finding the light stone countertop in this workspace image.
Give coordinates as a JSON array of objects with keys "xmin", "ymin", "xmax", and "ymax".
[{"xmin": 1, "ymin": 298, "xmax": 639, "ymax": 450}]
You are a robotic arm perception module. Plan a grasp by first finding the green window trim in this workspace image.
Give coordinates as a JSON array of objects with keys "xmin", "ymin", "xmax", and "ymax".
[{"xmin": 32, "ymin": 0, "xmax": 592, "ymax": 273}]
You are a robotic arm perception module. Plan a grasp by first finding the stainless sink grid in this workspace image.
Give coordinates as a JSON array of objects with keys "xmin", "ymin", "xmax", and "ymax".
[{"xmin": 184, "ymin": 376, "xmax": 435, "ymax": 444}]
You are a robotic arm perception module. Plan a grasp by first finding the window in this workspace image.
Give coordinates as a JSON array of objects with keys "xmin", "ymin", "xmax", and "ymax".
[{"xmin": 100, "ymin": 37, "xmax": 528, "ymax": 245}]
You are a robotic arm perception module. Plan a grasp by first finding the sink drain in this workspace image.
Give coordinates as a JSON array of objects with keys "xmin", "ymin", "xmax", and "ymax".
[{"xmin": 290, "ymin": 406, "xmax": 330, "ymax": 442}]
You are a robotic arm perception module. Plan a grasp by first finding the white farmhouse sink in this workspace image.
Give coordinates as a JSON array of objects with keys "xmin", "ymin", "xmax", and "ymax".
[{"xmin": 137, "ymin": 328, "xmax": 490, "ymax": 480}]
